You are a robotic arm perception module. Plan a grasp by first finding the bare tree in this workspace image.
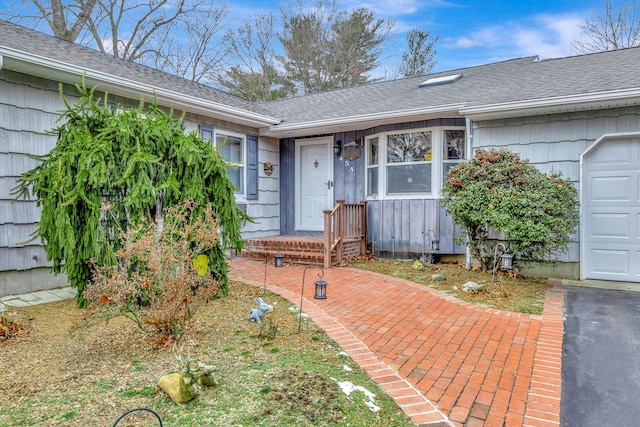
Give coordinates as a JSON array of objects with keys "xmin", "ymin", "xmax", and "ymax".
[
  {"xmin": 399, "ymin": 28, "xmax": 438, "ymax": 77},
  {"xmin": 573, "ymin": 0, "xmax": 640, "ymax": 53},
  {"xmin": 2, "ymin": 0, "xmax": 229, "ymax": 83},
  {"xmin": 147, "ymin": 2, "xmax": 229, "ymax": 84},
  {"xmin": 218, "ymin": 13, "xmax": 295, "ymax": 101},
  {"xmin": 1, "ymin": 0, "xmax": 97, "ymax": 42},
  {"xmin": 278, "ymin": 0, "xmax": 394, "ymax": 94}
]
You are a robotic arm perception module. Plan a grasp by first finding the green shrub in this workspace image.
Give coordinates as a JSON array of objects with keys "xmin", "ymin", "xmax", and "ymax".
[
  {"xmin": 441, "ymin": 149, "xmax": 579, "ymax": 270},
  {"xmin": 14, "ymin": 83, "xmax": 248, "ymax": 305}
]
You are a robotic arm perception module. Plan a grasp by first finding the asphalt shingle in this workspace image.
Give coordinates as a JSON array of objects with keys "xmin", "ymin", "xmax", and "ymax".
[
  {"xmin": 0, "ymin": 20, "xmax": 273, "ymax": 118},
  {"xmin": 3, "ymin": 19, "xmax": 640, "ymax": 129}
]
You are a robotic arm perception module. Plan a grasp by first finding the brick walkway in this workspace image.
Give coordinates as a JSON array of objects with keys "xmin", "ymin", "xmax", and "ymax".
[{"xmin": 229, "ymin": 259, "xmax": 563, "ymax": 427}]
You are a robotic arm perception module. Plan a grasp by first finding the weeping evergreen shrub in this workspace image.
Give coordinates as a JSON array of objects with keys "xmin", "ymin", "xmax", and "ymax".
[{"xmin": 14, "ymin": 83, "xmax": 249, "ymax": 305}]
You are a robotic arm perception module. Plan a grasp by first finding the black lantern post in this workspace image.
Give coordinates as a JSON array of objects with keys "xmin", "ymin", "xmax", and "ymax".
[
  {"xmin": 274, "ymin": 253, "xmax": 284, "ymax": 268},
  {"xmin": 298, "ymin": 266, "xmax": 326, "ymax": 333},
  {"xmin": 427, "ymin": 230, "xmax": 439, "ymax": 264},
  {"xmin": 262, "ymin": 254, "xmax": 269, "ymax": 294},
  {"xmin": 491, "ymin": 242, "xmax": 513, "ymax": 292},
  {"xmin": 314, "ymin": 279, "xmax": 327, "ymax": 299}
]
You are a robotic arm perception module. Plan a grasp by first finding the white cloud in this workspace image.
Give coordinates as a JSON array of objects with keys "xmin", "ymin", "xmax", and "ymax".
[
  {"xmin": 443, "ymin": 13, "xmax": 584, "ymax": 60},
  {"xmin": 446, "ymin": 26, "xmax": 503, "ymax": 49},
  {"xmin": 344, "ymin": 0, "xmax": 421, "ymax": 15}
]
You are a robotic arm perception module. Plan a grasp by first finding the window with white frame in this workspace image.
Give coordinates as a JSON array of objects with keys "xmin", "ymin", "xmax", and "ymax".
[
  {"xmin": 366, "ymin": 127, "xmax": 466, "ymax": 198},
  {"xmin": 216, "ymin": 131, "xmax": 245, "ymax": 194},
  {"xmin": 387, "ymin": 131, "xmax": 432, "ymax": 194},
  {"xmin": 366, "ymin": 137, "xmax": 379, "ymax": 196},
  {"xmin": 443, "ymin": 130, "xmax": 466, "ymax": 184}
]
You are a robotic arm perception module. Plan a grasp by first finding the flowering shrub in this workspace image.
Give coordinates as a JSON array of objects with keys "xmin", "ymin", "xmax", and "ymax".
[
  {"xmin": 84, "ymin": 200, "xmax": 220, "ymax": 341},
  {"xmin": 441, "ymin": 149, "xmax": 579, "ymax": 270}
]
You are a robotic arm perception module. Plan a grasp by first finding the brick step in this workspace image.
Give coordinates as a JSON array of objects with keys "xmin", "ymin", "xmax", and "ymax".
[
  {"xmin": 241, "ymin": 236, "xmax": 333, "ymax": 265},
  {"xmin": 239, "ymin": 235, "xmax": 361, "ymax": 267},
  {"xmin": 240, "ymin": 249, "xmax": 333, "ymax": 265}
]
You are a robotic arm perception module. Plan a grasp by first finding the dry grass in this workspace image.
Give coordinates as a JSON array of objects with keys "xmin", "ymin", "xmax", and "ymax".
[
  {"xmin": 344, "ymin": 258, "xmax": 549, "ymax": 314},
  {"xmin": 0, "ymin": 280, "xmax": 413, "ymax": 427}
]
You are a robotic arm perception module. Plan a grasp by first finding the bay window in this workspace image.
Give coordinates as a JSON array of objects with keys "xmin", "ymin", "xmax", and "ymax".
[
  {"xmin": 366, "ymin": 127, "xmax": 466, "ymax": 198},
  {"xmin": 386, "ymin": 131, "xmax": 432, "ymax": 194}
]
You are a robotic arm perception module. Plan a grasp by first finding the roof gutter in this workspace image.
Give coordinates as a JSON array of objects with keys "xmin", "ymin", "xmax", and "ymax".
[
  {"xmin": 263, "ymin": 103, "xmax": 467, "ymax": 137},
  {"xmin": 0, "ymin": 47, "xmax": 281, "ymax": 128},
  {"xmin": 460, "ymin": 88, "xmax": 640, "ymax": 120}
]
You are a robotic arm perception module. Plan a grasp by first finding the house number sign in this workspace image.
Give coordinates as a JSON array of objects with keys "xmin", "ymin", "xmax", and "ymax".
[{"xmin": 343, "ymin": 141, "xmax": 361, "ymax": 160}]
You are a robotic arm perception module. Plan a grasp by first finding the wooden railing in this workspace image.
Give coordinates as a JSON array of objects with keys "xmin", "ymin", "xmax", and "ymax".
[{"xmin": 323, "ymin": 200, "xmax": 367, "ymax": 268}]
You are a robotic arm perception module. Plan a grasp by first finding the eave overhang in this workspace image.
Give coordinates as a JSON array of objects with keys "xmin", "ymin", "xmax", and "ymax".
[
  {"xmin": 460, "ymin": 88, "xmax": 640, "ymax": 121},
  {"xmin": 261, "ymin": 103, "xmax": 467, "ymax": 138}
]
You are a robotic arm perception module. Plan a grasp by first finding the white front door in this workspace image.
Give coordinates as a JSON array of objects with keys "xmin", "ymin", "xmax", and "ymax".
[
  {"xmin": 295, "ymin": 138, "xmax": 333, "ymax": 230},
  {"xmin": 582, "ymin": 134, "xmax": 640, "ymax": 282}
]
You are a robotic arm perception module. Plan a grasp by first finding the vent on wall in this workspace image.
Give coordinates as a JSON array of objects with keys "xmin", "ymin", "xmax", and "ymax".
[{"xmin": 419, "ymin": 73, "xmax": 462, "ymax": 88}]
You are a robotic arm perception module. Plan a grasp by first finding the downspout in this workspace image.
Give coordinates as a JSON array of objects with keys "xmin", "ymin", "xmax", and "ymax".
[
  {"xmin": 0, "ymin": 55, "xmax": 3, "ymax": 70},
  {"xmin": 465, "ymin": 118, "xmax": 473, "ymax": 270}
]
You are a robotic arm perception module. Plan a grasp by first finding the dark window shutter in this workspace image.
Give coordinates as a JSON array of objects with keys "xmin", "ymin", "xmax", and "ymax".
[
  {"xmin": 246, "ymin": 134, "xmax": 259, "ymax": 200},
  {"xmin": 199, "ymin": 124, "xmax": 214, "ymax": 142}
]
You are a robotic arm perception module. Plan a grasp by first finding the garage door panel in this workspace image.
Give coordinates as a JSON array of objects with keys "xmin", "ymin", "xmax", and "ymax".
[
  {"xmin": 587, "ymin": 249, "xmax": 629, "ymax": 275},
  {"xmin": 585, "ymin": 138, "xmax": 639, "ymax": 170},
  {"xmin": 584, "ymin": 136, "xmax": 640, "ymax": 283},
  {"xmin": 589, "ymin": 176, "xmax": 630, "ymax": 202},
  {"xmin": 588, "ymin": 213, "xmax": 630, "ymax": 239}
]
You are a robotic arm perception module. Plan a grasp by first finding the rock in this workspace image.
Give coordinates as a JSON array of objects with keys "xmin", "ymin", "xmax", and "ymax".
[
  {"xmin": 197, "ymin": 374, "xmax": 217, "ymax": 387},
  {"xmin": 431, "ymin": 274, "xmax": 445, "ymax": 281},
  {"xmin": 462, "ymin": 281, "xmax": 487, "ymax": 292},
  {"xmin": 158, "ymin": 372, "xmax": 197, "ymax": 403}
]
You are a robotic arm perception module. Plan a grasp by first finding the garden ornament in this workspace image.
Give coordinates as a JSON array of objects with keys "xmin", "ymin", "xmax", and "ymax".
[{"xmin": 249, "ymin": 297, "xmax": 273, "ymax": 323}]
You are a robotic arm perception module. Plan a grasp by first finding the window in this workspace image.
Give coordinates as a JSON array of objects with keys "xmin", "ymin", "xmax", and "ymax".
[
  {"xmin": 216, "ymin": 132, "xmax": 245, "ymax": 193},
  {"xmin": 386, "ymin": 131, "xmax": 432, "ymax": 194},
  {"xmin": 365, "ymin": 127, "xmax": 466, "ymax": 198},
  {"xmin": 366, "ymin": 137, "xmax": 379, "ymax": 196},
  {"xmin": 443, "ymin": 130, "xmax": 466, "ymax": 184}
]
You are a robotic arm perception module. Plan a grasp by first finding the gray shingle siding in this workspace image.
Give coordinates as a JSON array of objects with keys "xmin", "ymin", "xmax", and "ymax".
[
  {"xmin": 472, "ymin": 105, "xmax": 640, "ymax": 264},
  {"xmin": 0, "ymin": 70, "xmax": 62, "ymax": 272}
]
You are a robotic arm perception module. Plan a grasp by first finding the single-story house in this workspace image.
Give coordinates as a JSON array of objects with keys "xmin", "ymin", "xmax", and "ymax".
[{"xmin": 2, "ymin": 19, "xmax": 640, "ymax": 296}]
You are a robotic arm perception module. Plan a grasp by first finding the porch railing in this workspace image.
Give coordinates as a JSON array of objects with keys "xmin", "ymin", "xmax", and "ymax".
[{"xmin": 323, "ymin": 200, "xmax": 367, "ymax": 268}]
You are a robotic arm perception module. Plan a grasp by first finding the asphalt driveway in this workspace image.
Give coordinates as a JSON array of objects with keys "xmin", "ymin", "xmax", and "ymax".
[{"xmin": 562, "ymin": 285, "xmax": 640, "ymax": 427}]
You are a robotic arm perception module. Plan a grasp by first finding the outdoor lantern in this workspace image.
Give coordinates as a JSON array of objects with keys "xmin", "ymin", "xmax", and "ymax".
[
  {"xmin": 333, "ymin": 139, "xmax": 342, "ymax": 156},
  {"xmin": 274, "ymin": 253, "xmax": 284, "ymax": 267},
  {"xmin": 314, "ymin": 279, "xmax": 327, "ymax": 299},
  {"xmin": 500, "ymin": 252, "xmax": 514, "ymax": 271},
  {"xmin": 425, "ymin": 230, "xmax": 440, "ymax": 264},
  {"xmin": 298, "ymin": 266, "xmax": 325, "ymax": 333},
  {"xmin": 491, "ymin": 242, "xmax": 511, "ymax": 292}
]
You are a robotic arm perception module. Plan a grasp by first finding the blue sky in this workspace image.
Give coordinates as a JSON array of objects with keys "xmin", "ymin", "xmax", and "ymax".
[
  {"xmin": 0, "ymin": 0, "xmax": 605, "ymax": 78},
  {"xmin": 229, "ymin": 0, "xmax": 604, "ymax": 75}
]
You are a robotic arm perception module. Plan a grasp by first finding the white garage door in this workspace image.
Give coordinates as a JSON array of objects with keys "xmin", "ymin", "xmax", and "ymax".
[{"xmin": 583, "ymin": 136, "xmax": 640, "ymax": 282}]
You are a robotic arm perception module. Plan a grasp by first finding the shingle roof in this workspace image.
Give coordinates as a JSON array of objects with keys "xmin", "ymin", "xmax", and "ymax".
[
  {"xmin": 261, "ymin": 47, "xmax": 640, "ymax": 126},
  {"xmin": 3, "ymin": 19, "xmax": 640, "ymax": 135},
  {"xmin": 0, "ymin": 20, "xmax": 274, "ymax": 119}
]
